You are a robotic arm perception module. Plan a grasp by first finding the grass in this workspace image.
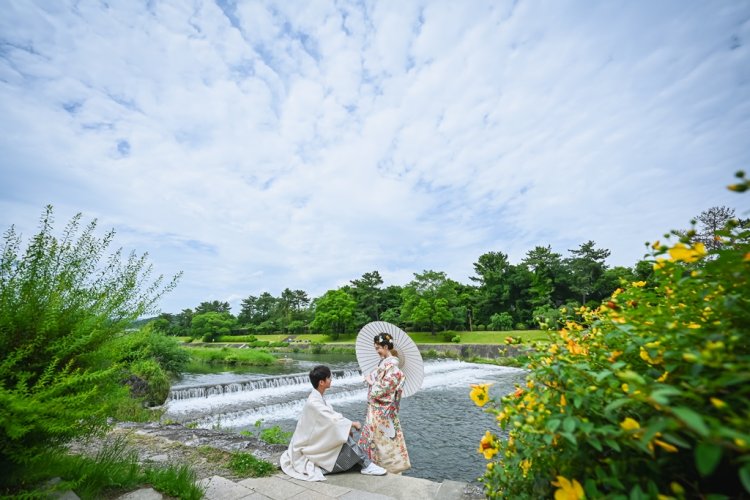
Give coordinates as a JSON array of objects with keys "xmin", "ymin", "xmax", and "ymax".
[
  {"xmin": 183, "ymin": 346, "xmax": 277, "ymax": 366},
  {"xmin": 228, "ymin": 453, "xmax": 276, "ymax": 477},
  {"xmin": 2, "ymin": 436, "xmax": 204, "ymax": 500}
]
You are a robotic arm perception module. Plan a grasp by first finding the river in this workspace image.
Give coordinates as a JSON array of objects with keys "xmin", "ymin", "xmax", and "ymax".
[{"xmin": 164, "ymin": 353, "xmax": 526, "ymax": 484}]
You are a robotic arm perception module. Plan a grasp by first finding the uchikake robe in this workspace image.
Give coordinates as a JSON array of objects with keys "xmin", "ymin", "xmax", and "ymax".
[
  {"xmin": 358, "ymin": 356, "xmax": 411, "ymax": 473},
  {"xmin": 280, "ymin": 389, "xmax": 353, "ymax": 481}
]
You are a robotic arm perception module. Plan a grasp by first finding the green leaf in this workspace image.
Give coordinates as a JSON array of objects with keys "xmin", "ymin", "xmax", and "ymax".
[
  {"xmin": 605, "ymin": 398, "xmax": 632, "ymax": 413},
  {"xmin": 546, "ymin": 419, "xmax": 561, "ymax": 432},
  {"xmin": 563, "ymin": 416, "xmax": 577, "ymax": 433},
  {"xmin": 589, "ymin": 438, "xmax": 603, "ymax": 452},
  {"xmin": 695, "ymin": 442, "xmax": 722, "ymax": 476},
  {"xmin": 560, "ymin": 431, "xmax": 577, "ymax": 445},
  {"xmin": 739, "ymin": 464, "xmax": 750, "ymax": 493},
  {"xmin": 595, "ymin": 369, "xmax": 612, "ymax": 382},
  {"xmin": 672, "ymin": 407, "xmax": 709, "ymax": 437},
  {"xmin": 649, "ymin": 386, "xmax": 682, "ymax": 405},
  {"xmin": 605, "ymin": 439, "xmax": 622, "ymax": 452}
]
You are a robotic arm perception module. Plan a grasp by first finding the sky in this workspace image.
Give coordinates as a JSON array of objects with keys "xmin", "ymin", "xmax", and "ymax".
[{"xmin": 1, "ymin": 1, "xmax": 749, "ymax": 315}]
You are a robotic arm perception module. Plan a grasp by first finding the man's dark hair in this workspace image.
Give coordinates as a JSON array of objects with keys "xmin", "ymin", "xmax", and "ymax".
[{"xmin": 309, "ymin": 365, "xmax": 331, "ymax": 389}]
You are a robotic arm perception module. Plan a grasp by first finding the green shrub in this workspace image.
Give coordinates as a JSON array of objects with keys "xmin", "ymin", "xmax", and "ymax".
[
  {"xmin": 228, "ymin": 452, "xmax": 276, "ymax": 477},
  {"xmin": 0, "ymin": 207, "xmax": 178, "ymax": 478},
  {"xmin": 451, "ymin": 335, "xmax": 461, "ymax": 343},
  {"xmin": 489, "ymin": 312, "xmax": 514, "ymax": 331},
  {"xmin": 472, "ymin": 188, "xmax": 750, "ymax": 498},
  {"xmin": 129, "ymin": 359, "xmax": 170, "ymax": 406}
]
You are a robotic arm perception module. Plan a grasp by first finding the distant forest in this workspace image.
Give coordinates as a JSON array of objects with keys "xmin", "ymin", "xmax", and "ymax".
[{"xmin": 150, "ymin": 206, "xmax": 743, "ymax": 339}]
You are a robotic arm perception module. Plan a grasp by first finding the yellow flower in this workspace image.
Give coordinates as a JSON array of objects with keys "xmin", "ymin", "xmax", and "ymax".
[
  {"xmin": 657, "ymin": 371, "xmax": 669, "ymax": 382},
  {"xmin": 621, "ymin": 383, "xmax": 629, "ymax": 393},
  {"xmin": 560, "ymin": 394, "xmax": 567, "ymax": 408},
  {"xmin": 687, "ymin": 322, "xmax": 701, "ymax": 329},
  {"xmin": 651, "ymin": 240, "xmax": 661, "ymax": 250},
  {"xmin": 654, "ymin": 439, "xmax": 678, "ymax": 453},
  {"xmin": 620, "ymin": 417, "xmax": 640, "ymax": 432},
  {"xmin": 478, "ymin": 431, "xmax": 499, "ymax": 459},
  {"xmin": 470, "ymin": 383, "xmax": 492, "ymax": 407},
  {"xmin": 552, "ymin": 476, "xmax": 585, "ymax": 500},
  {"xmin": 668, "ymin": 242, "xmax": 707, "ymax": 263},
  {"xmin": 632, "ymin": 281, "xmax": 647, "ymax": 287},
  {"xmin": 710, "ymin": 397, "xmax": 727, "ymax": 409},
  {"xmin": 653, "ymin": 258, "xmax": 668, "ymax": 270},
  {"xmin": 520, "ymin": 459, "xmax": 532, "ymax": 477},
  {"xmin": 744, "ymin": 252, "xmax": 750, "ymax": 262}
]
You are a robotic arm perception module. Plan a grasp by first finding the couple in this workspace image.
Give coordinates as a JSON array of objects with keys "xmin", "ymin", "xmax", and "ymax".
[{"xmin": 280, "ymin": 332, "xmax": 410, "ymax": 481}]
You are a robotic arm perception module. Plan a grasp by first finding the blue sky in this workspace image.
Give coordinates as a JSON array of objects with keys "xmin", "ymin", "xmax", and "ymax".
[{"xmin": 1, "ymin": 1, "xmax": 749, "ymax": 314}]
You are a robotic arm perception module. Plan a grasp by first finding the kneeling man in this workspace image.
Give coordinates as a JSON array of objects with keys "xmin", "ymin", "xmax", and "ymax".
[{"xmin": 280, "ymin": 365, "xmax": 387, "ymax": 481}]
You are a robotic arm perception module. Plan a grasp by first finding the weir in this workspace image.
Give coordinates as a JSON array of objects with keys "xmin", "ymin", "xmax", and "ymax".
[{"xmin": 168, "ymin": 368, "xmax": 361, "ymax": 401}]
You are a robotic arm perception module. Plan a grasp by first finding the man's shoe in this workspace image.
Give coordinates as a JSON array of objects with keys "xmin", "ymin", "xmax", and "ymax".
[{"xmin": 360, "ymin": 463, "xmax": 387, "ymax": 476}]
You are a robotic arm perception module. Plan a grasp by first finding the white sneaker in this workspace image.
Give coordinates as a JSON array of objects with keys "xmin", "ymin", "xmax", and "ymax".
[{"xmin": 360, "ymin": 463, "xmax": 387, "ymax": 476}]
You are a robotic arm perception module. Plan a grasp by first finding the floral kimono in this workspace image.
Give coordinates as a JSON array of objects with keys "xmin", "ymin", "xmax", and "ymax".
[{"xmin": 357, "ymin": 356, "xmax": 411, "ymax": 473}]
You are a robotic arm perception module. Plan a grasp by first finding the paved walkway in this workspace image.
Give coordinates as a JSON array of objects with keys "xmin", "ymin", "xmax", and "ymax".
[{"xmin": 108, "ymin": 471, "xmax": 475, "ymax": 500}]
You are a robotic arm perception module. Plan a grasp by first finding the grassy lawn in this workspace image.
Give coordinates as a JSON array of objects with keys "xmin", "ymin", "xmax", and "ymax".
[{"xmin": 176, "ymin": 330, "xmax": 551, "ymax": 346}]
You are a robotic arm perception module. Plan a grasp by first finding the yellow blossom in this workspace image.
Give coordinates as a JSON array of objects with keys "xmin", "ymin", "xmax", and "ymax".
[
  {"xmin": 651, "ymin": 240, "xmax": 660, "ymax": 250},
  {"xmin": 632, "ymin": 281, "xmax": 647, "ymax": 287},
  {"xmin": 653, "ymin": 258, "xmax": 668, "ymax": 270},
  {"xmin": 608, "ymin": 350, "xmax": 623, "ymax": 362},
  {"xmin": 654, "ymin": 439, "xmax": 678, "ymax": 453},
  {"xmin": 668, "ymin": 242, "xmax": 707, "ymax": 263},
  {"xmin": 470, "ymin": 383, "xmax": 492, "ymax": 407},
  {"xmin": 710, "ymin": 397, "xmax": 727, "ymax": 409},
  {"xmin": 621, "ymin": 383, "xmax": 629, "ymax": 393},
  {"xmin": 620, "ymin": 417, "xmax": 640, "ymax": 432},
  {"xmin": 560, "ymin": 394, "xmax": 567, "ymax": 408},
  {"xmin": 657, "ymin": 371, "xmax": 669, "ymax": 382},
  {"xmin": 744, "ymin": 252, "xmax": 750, "ymax": 262},
  {"xmin": 552, "ymin": 476, "xmax": 585, "ymax": 500},
  {"xmin": 687, "ymin": 322, "xmax": 701, "ymax": 329},
  {"xmin": 520, "ymin": 459, "xmax": 532, "ymax": 477},
  {"xmin": 478, "ymin": 431, "xmax": 499, "ymax": 459}
]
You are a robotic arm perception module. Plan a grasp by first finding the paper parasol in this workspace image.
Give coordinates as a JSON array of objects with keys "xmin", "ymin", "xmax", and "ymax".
[{"xmin": 355, "ymin": 321, "xmax": 424, "ymax": 398}]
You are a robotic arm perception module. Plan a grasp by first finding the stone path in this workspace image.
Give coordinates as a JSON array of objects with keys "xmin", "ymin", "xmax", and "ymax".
[{"xmin": 108, "ymin": 471, "xmax": 475, "ymax": 500}]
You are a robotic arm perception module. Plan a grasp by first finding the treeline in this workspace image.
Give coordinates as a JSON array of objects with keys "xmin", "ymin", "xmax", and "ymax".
[
  {"xmin": 154, "ymin": 240, "xmax": 641, "ymax": 340},
  {"xmin": 152, "ymin": 206, "xmax": 742, "ymax": 340}
]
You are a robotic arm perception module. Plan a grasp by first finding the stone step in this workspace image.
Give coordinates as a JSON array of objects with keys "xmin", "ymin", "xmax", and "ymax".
[{"xmin": 198, "ymin": 472, "xmax": 472, "ymax": 500}]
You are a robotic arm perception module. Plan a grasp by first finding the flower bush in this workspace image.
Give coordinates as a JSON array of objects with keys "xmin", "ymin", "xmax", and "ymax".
[{"xmin": 472, "ymin": 177, "xmax": 750, "ymax": 499}]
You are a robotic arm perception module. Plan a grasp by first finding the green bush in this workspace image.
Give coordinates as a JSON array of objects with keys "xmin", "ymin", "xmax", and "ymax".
[
  {"xmin": 228, "ymin": 452, "xmax": 276, "ymax": 477},
  {"xmin": 451, "ymin": 335, "xmax": 461, "ymax": 343},
  {"xmin": 472, "ymin": 187, "xmax": 750, "ymax": 498},
  {"xmin": 0, "ymin": 207, "xmax": 178, "ymax": 479},
  {"xmin": 129, "ymin": 359, "xmax": 170, "ymax": 406}
]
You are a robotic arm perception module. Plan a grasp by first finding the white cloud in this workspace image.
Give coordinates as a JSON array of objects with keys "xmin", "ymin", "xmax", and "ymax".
[{"xmin": 1, "ymin": 0, "xmax": 748, "ymax": 313}]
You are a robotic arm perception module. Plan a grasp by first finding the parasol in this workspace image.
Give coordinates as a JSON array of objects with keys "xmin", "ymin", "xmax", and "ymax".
[{"xmin": 355, "ymin": 321, "xmax": 424, "ymax": 398}]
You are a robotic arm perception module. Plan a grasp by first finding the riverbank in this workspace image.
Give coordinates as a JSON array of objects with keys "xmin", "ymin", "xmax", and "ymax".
[
  {"xmin": 184, "ymin": 341, "xmax": 529, "ymax": 361},
  {"xmin": 64, "ymin": 421, "xmax": 483, "ymax": 499}
]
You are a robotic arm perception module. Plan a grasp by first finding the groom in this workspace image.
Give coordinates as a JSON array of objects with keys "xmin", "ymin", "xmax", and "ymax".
[{"xmin": 280, "ymin": 365, "xmax": 387, "ymax": 481}]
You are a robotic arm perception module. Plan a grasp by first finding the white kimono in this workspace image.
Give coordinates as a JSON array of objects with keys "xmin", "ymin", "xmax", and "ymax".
[{"xmin": 280, "ymin": 389, "xmax": 352, "ymax": 481}]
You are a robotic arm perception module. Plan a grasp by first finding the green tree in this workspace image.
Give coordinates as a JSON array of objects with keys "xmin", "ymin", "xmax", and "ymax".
[
  {"xmin": 0, "ymin": 206, "xmax": 178, "ymax": 474},
  {"xmin": 522, "ymin": 245, "xmax": 570, "ymax": 308},
  {"xmin": 191, "ymin": 311, "xmax": 237, "ymax": 341},
  {"xmin": 310, "ymin": 288, "xmax": 356, "ymax": 336},
  {"xmin": 695, "ymin": 205, "xmax": 735, "ymax": 251},
  {"xmin": 400, "ymin": 270, "xmax": 458, "ymax": 334},
  {"xmin": 566, "ymin": 240, "xmax": 611, "ymax": 305},
  {"xmin": 195, "ymin": 300, "xmax": 232, "ymax": 315},
  {"xmin": 350, "ymin": 271, "xmax": 385, "ymax": 323}
]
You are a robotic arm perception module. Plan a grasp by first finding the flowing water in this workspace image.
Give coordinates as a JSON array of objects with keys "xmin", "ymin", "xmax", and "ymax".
[{"xmin": 165, "ymin": 353, "xmax": 526, "ymax": 484}]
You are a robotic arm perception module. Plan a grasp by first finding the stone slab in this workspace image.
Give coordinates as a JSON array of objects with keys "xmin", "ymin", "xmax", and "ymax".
[
  {"xmin": 238, "ymin": 476, "xmax": 307, "ymax": 500},
  {"xmin": 435, "ymin": 480, "xmax": 467, "ymax": 500},
  {"xmin": 199, "ymin": 475, "xmax": 257, "ymax": 500},
  {"xmin": 116, "ymin": 488, "xmax": 163, "ymax": 500},
  {"xmin": 324, "ymin": 472, "xmax": 440, "ymax": 500}
]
